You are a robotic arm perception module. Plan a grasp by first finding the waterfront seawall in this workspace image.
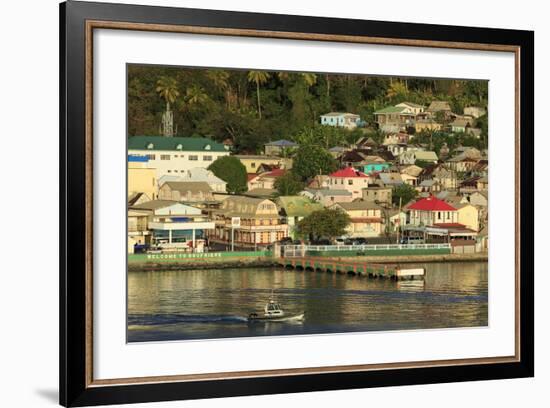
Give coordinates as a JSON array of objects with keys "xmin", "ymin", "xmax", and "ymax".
[{"xmin": 127, "ymin": 251, "xmax": 487, "ymax": 271}]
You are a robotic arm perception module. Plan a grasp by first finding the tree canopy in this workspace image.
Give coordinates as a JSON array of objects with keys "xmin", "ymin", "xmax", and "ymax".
[
  {"xmin": 296, "ymin": 208, "xmax": 351, "ymax": 242},
  {"xmin": 292, "ymin": 144, "xmax": 338, "ymax": 181},
  {"xmin": 127, "ymin": 65, "xmax": 489, "ymax": 153},
  {"xmin": 207, "ymin": 156, "xmax": 248, "ymax": 194},
  {"xmin": 273, "ymin": 172, "xmax": 305, "ymax": 196},
  {"xmin": 392, "ymin": 184, "xmax": 418, "ymax": 207}
]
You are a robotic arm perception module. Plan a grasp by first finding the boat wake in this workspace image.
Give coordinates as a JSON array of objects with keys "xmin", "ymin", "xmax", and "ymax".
[{"xmin": 128, "ymin": 313, "xmax": 248, "ymax": 326}]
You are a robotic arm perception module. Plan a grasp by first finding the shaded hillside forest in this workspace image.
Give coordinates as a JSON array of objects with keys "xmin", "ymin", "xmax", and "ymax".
[{"xmin": 128, "ymin": 64, "xmax": 488, "ymax": 154}]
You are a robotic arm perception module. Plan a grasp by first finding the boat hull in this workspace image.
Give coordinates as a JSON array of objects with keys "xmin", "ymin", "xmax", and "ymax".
[{"xmin": 247, "ymin": 313, "xmax": 305, "ymax": 323}]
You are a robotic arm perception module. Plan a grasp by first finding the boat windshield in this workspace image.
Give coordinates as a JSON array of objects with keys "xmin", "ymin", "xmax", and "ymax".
[{"xmin": 266, "ymin": 303, "xmax": 280, "ymax": 311}]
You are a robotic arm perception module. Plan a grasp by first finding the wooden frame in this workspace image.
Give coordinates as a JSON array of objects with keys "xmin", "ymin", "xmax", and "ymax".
[{"xmin": 60, "ymin": 1, "xmax": 534, "ymax": 406}]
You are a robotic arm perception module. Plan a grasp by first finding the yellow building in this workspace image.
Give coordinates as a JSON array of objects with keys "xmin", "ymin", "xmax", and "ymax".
[
  {"xmin": 332, "ymin": 201, "xmax": 384, "ymax": 238},
  {"xmin": 209, "ymin": 196, "xmax": 288, "ymax": 247},
  {"xmin": 128, "ymin": 157, "xmax": 157, "ymax": 200},
  {"xmin": 234, "ymin": 155, "xmax": 292, "ymax": 173},
  {"xmin": 456, "ymin": 203, "xmax": 480, "ymax": 231},
  {"xmin": 415, "ymin": 119, "xmax": 442, "ymax": 133}
]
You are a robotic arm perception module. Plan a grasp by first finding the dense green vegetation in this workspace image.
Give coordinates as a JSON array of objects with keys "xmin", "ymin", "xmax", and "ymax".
[
  {"xmin": 296, "ymin": 208, "xmax": 351, "ymax": 242},
  {"xmin": 273, "ymin": 172, "xmax": 305, "ymax": 196},
  {"xmin": 128, "ymin": 65, "xmax": 489, "ymax": 153},
  {"xmin": 207, "ymin": 156, "xmax": 248, "ymax": 194}
]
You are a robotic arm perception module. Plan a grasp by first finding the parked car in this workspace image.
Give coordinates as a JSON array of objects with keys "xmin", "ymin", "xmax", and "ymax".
[
  {"xmin": 311, "ymin": 238, "xmax": 331, "ymax": 245},
  {"xmin": 400, "ymin": 236, "xmax": 425, "ymax": 245},
  {"xmin": 346, "ymin": 238, "xmax": 368, "ymax": 245},
  {"xmin": 334, "ymin": 238, "xmax": 346, "ymax": 246}
]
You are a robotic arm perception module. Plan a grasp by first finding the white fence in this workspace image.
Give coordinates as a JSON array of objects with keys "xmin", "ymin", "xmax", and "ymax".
[{"xmin": 281, "ymin": 243, "xmax": 451, "ymax": 257}]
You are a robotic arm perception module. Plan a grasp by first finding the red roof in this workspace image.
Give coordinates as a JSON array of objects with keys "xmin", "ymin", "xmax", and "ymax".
[
  {"xmin": 408, "ymin": 196, "xmax": 457, "ymax": 211},
  {"xmin": 265, "ymin": 168, "xmax": 286, "ymax": 177},
  {"xmin": 330, "ymin": 167, "xmax": 368, "ymax": 178}
]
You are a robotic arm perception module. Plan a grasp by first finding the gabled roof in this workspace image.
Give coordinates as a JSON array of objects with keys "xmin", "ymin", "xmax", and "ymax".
[
  {"xmin": 427, "ymin": 101, "xmax": 452, "ymax": 112},
  {"xmin": 374, "ymin": 106, "xmax": 410, "ymax": 114},
  {"xmin": 314, "ymin": 189, "xmax": 352, "ymax": 197},
  {"xmin": 329, "ymin": 167, "xmax": 369, "ymax": 178},
  {"xmin": 339, "ymin": 150, "xmax": 365, "ymax": 163},
  {"xmin": 264, "ymin": 139, "xmax": 298, "ymax": 147},
  {"xmin": 408, "ymin": 196, "xmax": 457, "ymax": 211},
  {"xmin": 334, "ymin": 201, "xmax": 381, "ymax": 211},
  {"xmin": 278, "ymin": 196, "xmax": 323, "ymax": 217},
  {"xmin": 321, "ymin": 112, "xmax": 359, "ymax": 118},
  {"xmin": 396, "ymin": 101, "xmax": 425, "ymax": 109},
  {"xmin": 161, "ymin": 181, "xmax": 212, "ymax": 194},
  {"xmin": 128, "ymin": 136, "xmax": 227, "ymax": 152}
]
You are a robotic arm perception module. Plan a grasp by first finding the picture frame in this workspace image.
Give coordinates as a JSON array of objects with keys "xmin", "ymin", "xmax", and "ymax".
[{"xmin": 60, "ymin": 0, "xmax": 534, "ymax": 406}]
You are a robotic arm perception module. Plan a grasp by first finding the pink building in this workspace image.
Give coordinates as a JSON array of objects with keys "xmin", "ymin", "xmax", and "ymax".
[{"xmin": 328, "ymin": 167, "xmax": 370, "ymax": 199}]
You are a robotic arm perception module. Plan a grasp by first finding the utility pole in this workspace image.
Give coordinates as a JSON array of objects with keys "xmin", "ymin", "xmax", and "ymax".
[{"xmin": 397, "ymin": 196, "xmax": 402, "ymax": 244}]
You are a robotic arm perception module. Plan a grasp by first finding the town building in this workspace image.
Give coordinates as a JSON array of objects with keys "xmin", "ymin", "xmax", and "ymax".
[
  {"xmin": 128, "ymin": 136, "xmax": 229, "ymax": 179},
  {"xmin": 277, "ymin": 196, "xmax": 323, "ymax": 239},
  {"xmin": 129, "ymin": 200, "xmax": 215, "ymax": 252},
  {"xmin": 234, "ymin": 155, "xmax": 290, "ymax": 174},
  {"xmin": 128, "ymin": 155, "xmax": 157, "ymax": 200},
  {"xmin": 395, "ymin": 102, "xmax": 425, "ymax": 115},
  {"xmin": 374, "ymin": 105, "xmax": 416, "ymax": 133},
  {"xmin": 158, "ymin": 181, "xmax": 214, "ymax": 203},
  {"xmin": 247, "ymin": 168, "xmax": 286, "ymax": 190},
  {"xmin": 209, "ymin": 196, "xmax": 288, "ymax": 247},
  {"xmin": 128, "ymin": 210, "xmax": 151, "ymax": 253},
  {"xmin": 320, "ymin": 112, "xmax": 361, "ymax": 129},
  {"xmin": 362, "ymin": 186, "xmax": 392, "ymax": 206},
  {"xmin": 449, "ymin": 117, "xmax": 474, "ymax": 133},
  {"xmin": 327, "ymin": 167, "xmax": 370, "ymax": 199},
  {"xmin": 158, "ymin": 167, "xmax": 227, "ymax": 192},
  {"xmin": 332, "ymin": 201, "xmax": 384, "ymax": 238},
  {"xmin": 383, "ymin": 132, "xmax": 410, "ymax": 145},
  {"xmin": 311, "ymin": 189, "xmax": 354, "ymax": 207},
  {"xmin": 264, "ymin": 139, "xmax": 298, "ymax": 156},
  {"xmin": 407, "ymin": 195, "xmax": 459, "ymax": 227},
  {"xmin": 358, "ymin": 156, "xmax": 390, "ymax": 174},
  {"xmin": 426, "ymin": 101, "xmax": 452, "ymax": 118},
  {"xmin": 415, "ymin": 119, "xmax": 442, "ymax": 133},
  {"xmin": 398, "ymin": 150, "xmax": 439, "ymax": 165},
  {"xmin": 464, "ymin": 106, "xmax": 486, "ymax": 118}
]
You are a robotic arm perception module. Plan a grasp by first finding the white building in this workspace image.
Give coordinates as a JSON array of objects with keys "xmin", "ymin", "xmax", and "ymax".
[
  {"xmin": 158, "ymin": 167, "xmax": 227, "ymax": 192},
  {"xmin": 128, "ymin": 136, "xmax": 230, "ymax": 180},
  {"xmin": 320, "ymin": 112, "xmax": 360, "ymax": 129},
  {"xmin": 130, "ymin": 200, "xmax": 215, "ymax": 252}
]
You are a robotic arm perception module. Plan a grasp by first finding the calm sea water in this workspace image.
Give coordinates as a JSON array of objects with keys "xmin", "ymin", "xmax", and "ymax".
[{"xmin": 127, "ymin": 262, "xmax": 488, "ymax": 342}]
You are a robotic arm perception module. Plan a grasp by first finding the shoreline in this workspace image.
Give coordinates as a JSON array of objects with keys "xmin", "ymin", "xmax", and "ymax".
[{"xmin": 128, "ymin": 252, "xmax": 487, "ymax": 271}]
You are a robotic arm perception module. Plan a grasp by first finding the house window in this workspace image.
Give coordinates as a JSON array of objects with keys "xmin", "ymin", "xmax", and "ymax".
[
  {"xmin": 203, "ymin": 155, "xmax": 212, "ymax": 161},
  {"xmin": 438, "ymin": 212, "xmax": 441, "ymax": 220},
  {"xmin": 251, "ymin": 163, "xmax": 256, "ymax": 168},
  {"xmin": 167, "ymin": 170, "xmax": 171, "ymax": 173},
  {"xmin": 189, "ymin": 155, "xmax": 198, "ymax": 161},
  {"xmin": 161, "ymin": 154, "xmax": 170, "ymax": 160},
  {"xmin": 447, "ymin": 212, "xmax": 450, "ymax": 220},
  {"xmin": 146, "ymin": 154, "xmax": 156, "ymax": 160},
  {"xmin": 348, "ymin": 179, "xmax": 353, "ymax": 185}
]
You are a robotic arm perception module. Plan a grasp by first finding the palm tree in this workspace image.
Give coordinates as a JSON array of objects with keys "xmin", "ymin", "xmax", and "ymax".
[
  {"xmin": 185, "ymin": 84, "xmax": 209, "ymax": 107},
  {"xmin": 247, "ymin": 70, "xmax": 270, "ymax": 119},
  {"xmin": 156, "ymin": 76, "xmax": 179, "ymax": 112}
]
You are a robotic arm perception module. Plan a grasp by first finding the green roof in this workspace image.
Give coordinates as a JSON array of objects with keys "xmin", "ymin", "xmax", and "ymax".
[
  {"xmin": 374, "ymin": 106, "xmax": 408, "ymax": 114},
  {"xmin": 128, "ymin": 136, "xmax": 227, "ymax": 152},
  {"xmin": 278, "ymin": 196, "xmax": 323, "ymax": 217}
]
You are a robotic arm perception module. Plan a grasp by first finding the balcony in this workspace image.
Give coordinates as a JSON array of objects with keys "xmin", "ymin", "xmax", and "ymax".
[{"xmin": 149, "ymin": 221, "xmax": 215, "ymax": 231}]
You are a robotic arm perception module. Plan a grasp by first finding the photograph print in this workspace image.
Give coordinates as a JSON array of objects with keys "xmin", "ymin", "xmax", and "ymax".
[{"xmin": 126, "ymin": 64, "xmax": 489, "ymax": 343}]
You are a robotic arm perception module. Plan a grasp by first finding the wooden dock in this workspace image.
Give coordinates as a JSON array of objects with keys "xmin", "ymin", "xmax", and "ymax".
[{"xmin": 279, "ymin": 257, "xmax": 425, "ymax": 280}]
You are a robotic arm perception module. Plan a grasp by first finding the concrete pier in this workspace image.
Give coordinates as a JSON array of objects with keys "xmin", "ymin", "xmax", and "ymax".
[{"xmin": 279, "ymin": 257, "xmax": 425, "ymax": 280}]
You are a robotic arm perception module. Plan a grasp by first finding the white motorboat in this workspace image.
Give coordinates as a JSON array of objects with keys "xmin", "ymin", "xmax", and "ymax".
[{"xmin": 247, "ymin": 297, "xmax": 305, "ymax": 323}]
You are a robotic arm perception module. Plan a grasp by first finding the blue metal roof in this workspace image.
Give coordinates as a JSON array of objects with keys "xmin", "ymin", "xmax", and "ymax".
[
  {"xmin": 265, "ymin": 139, "xmax": 298, "ymax": 147},
  {"xmin": 128, "ymin": 155, "xmax": 149, "ymax": 162}
]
